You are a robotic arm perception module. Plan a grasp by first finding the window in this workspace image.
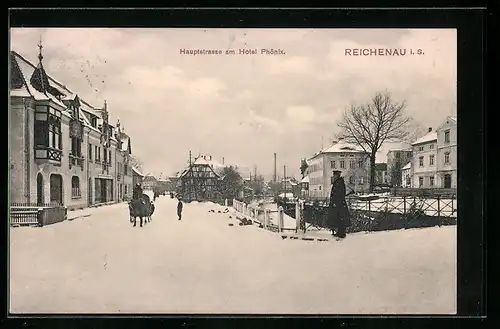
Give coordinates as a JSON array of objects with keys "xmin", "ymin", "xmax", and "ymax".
[
  {"xmin": 359, "ymin": 160, "xmax": 364, "ymax": 168},
  {"xmin": 406, "ymin": 175, "xmax": 411, "ymax": 186},
  {"xmin": 349, "ymin": 160, "xmax": 355, "ymax": 169},
  {"xmin": 125, "ymin": 185, "xmax": 128, "ymax": 195},
  {"xmin": 71, "ymin": 137, "xmax": 82, "ymax": 157},
  {"xmin": 444, "ymin": 152, "xmax": 450, "ymax": 165},
  {"xmin": 418, "ymin": 146, "xmax": 424, "ymax": 152},
  {"xmin": 429, "ymin": 155, "xmax": 435, "ymax": 166},
  {"xmin": 71, "ymin": 176, "xmax": 81, "ymax": 197},
  {"xmin": 429, "ymin": 144, "xmax": 434, "ymax": 149},
  {"xmin": 340, "ymin": 154, "xmax": 345, "ymax": 157},
  {"xmin": 91, "ymin": 117, "xmax": 97, "ymax": 128},
  {"xmin": 319, "ymin": 186, "xmax": 322, "ymax": 191},
  {"xmin": 349, "ymin": 176, "xmax": 355, "ymax": 184},
  {"xmin": 429, "ymin": 176, "xmax": 435, "ymax": 187},
  {"xmin": 108, "ymin": 150, "xmax": 112, "ymax": 164},
  {"xmin": 88, "ymin": 143, "xmax": 92, "ymax": 161},
  {"xmin": 418, "ymin": 176, "xmax": 424, "ymax": 187},
  {"xmin": 331, "ymin": 160, "xmax": 336, "ymax": 169},
  {"xmin": 419, "ymin": 156, "xmax": 424, "ymax": 167},
  {"xmin": 340, "ymin": 160, "xmax": 345, "ymax": 169},
  {"xmin": 444, "ymin": 130, "xmax": 450, "ymax": 143}
]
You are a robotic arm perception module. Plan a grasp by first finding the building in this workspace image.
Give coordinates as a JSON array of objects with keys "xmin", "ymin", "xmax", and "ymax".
[
  {"xmin": 401, "ymin": 162, "xmax": 412, "ymax": 188},
  {"xmin": 386, "ymin": 149, "xmax": 412, "ymax": 186},
  {"xmin": 9, "ymin": 47, "xmax": 136, "ymax": 209},
  {"xmin": 299, "ymin": 175, "xmax": 310, "ymax": 198},
  {"xmin": 305, "ymin": 139, "xmax": 370, "ymax": 198},
  {"xmin": 142, "ymin": 175, "xmax": 157, "ymax": 191},
  {"xmin": 178, "ymin": 154, "xmax": 223, "ymax": 201},
  {"xmin": 117, "ymin": 130, "xmax": 134, "ymax": 201},
  {"xmin": 411, "ymin": 127, "xmax": 438, "ymax": 188},
  {"xmin": 132, "ymin": 167, "xmax": 144, "ymax": 191},
  {"xmin": 374, "ymin": 163, "xmax": 388, "ymax": 185},
  {"xmin": 436, "ymin": 116, "xmax": 457, "ymax": 188}
]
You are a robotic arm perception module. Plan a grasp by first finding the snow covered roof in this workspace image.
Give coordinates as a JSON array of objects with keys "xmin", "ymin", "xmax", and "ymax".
[
  {"xmin": 448, "ymin": 116, "xmax": 457, "ymax": 123},
  {"xmin": 402, "ymin": 162, "xmax": 412, "ymax": 170},
  {"xmin": 300, "ymin": 176, "xmax": 310, "ymax": 184},
  {"xmin": 132, "ymin": 167, "xmax": 144, "ymax": 177},
  {"xmin": 411, "ymin": 131, "xmax": 437, "ymax": 145},
  {"xmin": 308, "ymin": 140, "xmax": 367, "ymax": 160}
]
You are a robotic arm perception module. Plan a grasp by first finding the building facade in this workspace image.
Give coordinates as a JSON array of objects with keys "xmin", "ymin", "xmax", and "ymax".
[
  {"xmin": 9, "ymin": 49, "xmax": 137, "ymax": 210},
  {"xmin": 401, "ymin": 162, "xmax": 412, "ymax": 188},
  {"xmin": 411, "ymin": 128, "xmax": 438, "ymax": 188},
  {"xmin": 436, "ymin": 117, "xmax": 457, "ymax": 188},
  {"xmin": 305, "ymin": 140, "xmax": 370, "ymax": 198}
]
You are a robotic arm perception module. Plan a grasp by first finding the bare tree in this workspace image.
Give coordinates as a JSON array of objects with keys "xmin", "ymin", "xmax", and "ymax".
[{"xmin": 337, "ymin": 91, "xmax": 412, "ymax": 192}]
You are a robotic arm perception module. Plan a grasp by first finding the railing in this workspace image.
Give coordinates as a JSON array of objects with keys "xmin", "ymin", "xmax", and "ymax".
[
  {"xmin": 34, "ymin": 146, "xmax": 62, "ymax": 162},
  {"xmin": 232, "ymin": 199, "xmax": 301, "ymax": 233},
  {"xmin": 69, "ymin": 154, "xmax": 85, "ymax": 169},
  {"xmin": 10, "ymin": 202, "xmax": 67, "ymax": 227}
]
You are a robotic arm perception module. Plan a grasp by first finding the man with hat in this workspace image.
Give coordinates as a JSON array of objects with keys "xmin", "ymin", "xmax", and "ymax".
[{"xmin": 328, "ymin": 170, "xmax": 350, "ymax": 239}]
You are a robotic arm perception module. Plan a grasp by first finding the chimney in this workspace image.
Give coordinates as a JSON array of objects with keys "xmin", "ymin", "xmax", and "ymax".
[{"xmin": 428, "ymin": 127, "xmax": 432, "ymax": 133}]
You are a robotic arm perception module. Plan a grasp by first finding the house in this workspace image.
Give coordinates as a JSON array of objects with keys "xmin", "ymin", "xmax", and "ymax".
[
  {"xmin": 142, "ymin": 175, "xmax": 157, "ymax": 191},
  {"xmin": 178, "ymin": 154, "xmax": 222, "ymax": 201},
  {"xmin": 132, "ymin": 167, "xmax": 144, "ymax": 190},
  {"xmin": 305, "ymin": 139, "xmax": 370, "ymax": 198},
  {"xmin": 411, "ymin": 127, "xmax": 438, "ymax": 188},
  {"xmin": 374, "ymin": 163, "xmax": 388, "ymax": 185},
  {"xmin": 299, "ymin": 175, "xmax": 310, "ymax": 198},
  {"xmin": 436, "ymin": 116, "xmax": 457, "ymax": 188},
  {"xmin": 9, "ymin": 47, "xmax": 136, "ymax": 210},
  {"xmin": 386, "ymin": 149, "xmax": 412, "ymax": 186},
  {"xmin": 401, "ymin": 162, "xmax": 412, "ymax": 188}
]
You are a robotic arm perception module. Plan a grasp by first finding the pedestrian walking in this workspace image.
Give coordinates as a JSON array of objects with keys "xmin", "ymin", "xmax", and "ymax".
[
  {"xmin": 177, "ymin": 196, "xmax": 183, "ymax": 220},
  {"xmin": 328, "ymin": 170, "xmax": 351, "ymax": 239}
]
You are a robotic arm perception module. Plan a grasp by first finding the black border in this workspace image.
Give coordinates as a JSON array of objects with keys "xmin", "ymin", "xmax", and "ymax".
[{"xmin": 5, "ymin": 7, "xmax": 486, "ymax": 328}]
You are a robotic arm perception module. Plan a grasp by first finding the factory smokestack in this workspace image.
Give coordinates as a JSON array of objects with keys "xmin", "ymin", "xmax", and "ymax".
[{"xmin": 273, "ymin": 153, "xmax": 277, "ymax": 182}]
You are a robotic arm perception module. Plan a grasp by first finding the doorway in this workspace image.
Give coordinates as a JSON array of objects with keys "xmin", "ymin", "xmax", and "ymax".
[{"xmin": 50, "ymin": 174, "xmax": 63, "ymax": 205}]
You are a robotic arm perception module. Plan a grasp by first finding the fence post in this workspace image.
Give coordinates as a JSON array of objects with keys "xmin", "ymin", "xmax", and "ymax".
[
  {"xmin": 403, "ymin": 196, "xmax": 406, "ymax": 214},
  {"xmin": 224, "ymin": 199, "xmax": 228, "ymax": 207},
  {"xmin": 295, "ymin": 199, "xmax": 301, "ymax": 233},
  {"xmin": 368, "ymin": 200, "xmax": 371, "ymax": 212},
  {"xmin": 264, "ymin": 209, "xmax": 268, "ymax": 230},
  {"xmin": 37, "ymin": 208, "xmax": 44, "ymax": 227},
  {"xmin": 278, "ymin": 206, "xmax": 284, "ymax": 233},
  {"xmin": 437, "ymin": 195, "xmax": 441, "ymax": 220}
]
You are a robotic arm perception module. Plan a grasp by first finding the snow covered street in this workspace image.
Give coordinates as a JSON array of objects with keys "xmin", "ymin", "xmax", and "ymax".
[{"xmin": 10, "ymin": 196, "xmax": 456, "ymax": 314}]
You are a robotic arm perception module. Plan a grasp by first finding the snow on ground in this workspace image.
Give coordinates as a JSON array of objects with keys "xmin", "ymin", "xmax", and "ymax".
[{"xmin": 10, "ymin": 197, "xmax": 456, "ymax": 314}]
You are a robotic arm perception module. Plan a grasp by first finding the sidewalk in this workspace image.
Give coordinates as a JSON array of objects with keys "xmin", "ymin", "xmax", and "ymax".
[{"xmin": 67, "ymin": 201, "xmax": 128, "ymax": 221}]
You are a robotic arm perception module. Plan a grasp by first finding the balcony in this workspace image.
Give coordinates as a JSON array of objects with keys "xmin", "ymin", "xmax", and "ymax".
[
  {"xmin": 34, "ymin": 146, "xmax": 62, "ymax": 165},
  {"xmin": 69, "ymin": 154, "xmax": 85, "ymax": 170}
]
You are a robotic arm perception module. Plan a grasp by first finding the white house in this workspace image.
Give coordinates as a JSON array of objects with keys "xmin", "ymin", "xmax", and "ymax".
[
  {"xmin": 305, "ymin": 139, "xmax": 370, "ymax": 198},
  {"xmin": 436, "ymin": 116, "xmax": 457, "ymax": 188},
  {"xmin": 401, "ymin": 162, "xmax": 412, "ymax": 188},
  {"xmin": 411, "ymin": 127, "xmax": 438, "ymax": 188}
]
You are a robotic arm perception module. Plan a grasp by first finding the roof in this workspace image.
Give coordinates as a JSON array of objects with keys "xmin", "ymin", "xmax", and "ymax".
[
  {"xmin": 11, "ymin": 50, "xmax": 123, "ymax": 141},
  {"xmin": 449, "ymin": 116, "xmax": 457, "ymax": 123},
  {"xmin": 411, "ymin": 131, "xmax": 437, "ymax": 145},
  {"xmin": 308, "ymin": 140, "xmax": 367, "ymax": 160},
  {"xmin": 300, "ymin": 176, "xmax": 310, "ymax": 184},
  {"xmin": 375, "ymin": 163, "xmax": 387, "ymax": 171},
  {"xmin": 132, "ymin": 167, "xmax": 144, "ymax": 177},
  {"xmin": 402, "ymin": 162, "xmax": 412, "ymax": 170}
]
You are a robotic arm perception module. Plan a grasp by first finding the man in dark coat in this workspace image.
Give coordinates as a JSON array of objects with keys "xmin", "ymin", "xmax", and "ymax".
[
  {"xmin": 177, "ymin": 196, "xmax": 183, "ymax": 221},
  {"xmin": 328, "ymin": 170, "xmax": 349, "ymax": 239},
  {"xmin": 132, "ymin": 183, "xmax": 143, "ymax": 200}
]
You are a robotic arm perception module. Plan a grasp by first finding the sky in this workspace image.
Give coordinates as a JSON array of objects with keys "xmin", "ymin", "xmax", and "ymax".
[{"xmin": 10, "ymin": 28, "xmax": 457, "ymax": 179}]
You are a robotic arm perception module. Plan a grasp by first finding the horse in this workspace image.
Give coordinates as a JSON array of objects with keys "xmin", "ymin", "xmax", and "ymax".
[{"xmin": 129, "ymin": 194, "xmax": 154, "ymax": 227}]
